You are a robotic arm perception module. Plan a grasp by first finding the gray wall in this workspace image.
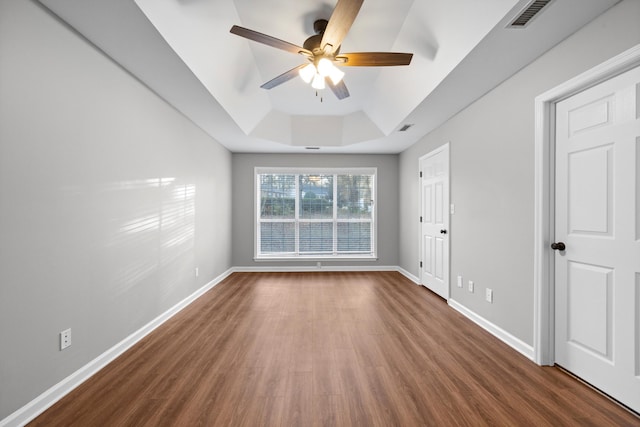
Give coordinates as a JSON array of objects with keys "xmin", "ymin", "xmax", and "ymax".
[
  {"xmin": 3, "ymin": 0, "xmax": 640, "ymax": 421},
  {"xmin": 399, "ymin": 0, "xmax": 640, "ymax": 346},
  {"xmin": 0, "ymin": 0, "xmax": 232, "ymax": 419},
  {"xmin": 232, "ymin": 153, "xmax": 399, "ymax": 268}
]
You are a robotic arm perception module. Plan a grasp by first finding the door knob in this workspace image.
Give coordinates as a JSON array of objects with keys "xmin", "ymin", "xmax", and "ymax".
[
  {"xmin": 440, "ymin": 229, "xmax": 447, "ymax": 234},
  {"xmin": 550, "ymin": 242, "xmax": 566, "ymax": 251}
]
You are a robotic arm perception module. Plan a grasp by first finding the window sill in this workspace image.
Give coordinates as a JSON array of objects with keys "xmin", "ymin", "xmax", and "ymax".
[{"xmin": 254, "ymin": 255, "xmax": 378, "ymax": 262}]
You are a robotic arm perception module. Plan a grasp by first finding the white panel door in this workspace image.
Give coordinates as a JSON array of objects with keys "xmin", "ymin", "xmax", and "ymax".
[
  {"xmin": 420, "ymin": 145, "xmax": 449, "ymax": 299},
  {"xmin": 554, "ymin": 65, "xmax": 640, "ymax": 412}
]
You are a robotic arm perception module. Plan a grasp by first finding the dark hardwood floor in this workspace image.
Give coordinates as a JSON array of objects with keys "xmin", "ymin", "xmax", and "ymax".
[{"xmin": 30, "ymin": 272, "xmax": 640, "ymax": 426}]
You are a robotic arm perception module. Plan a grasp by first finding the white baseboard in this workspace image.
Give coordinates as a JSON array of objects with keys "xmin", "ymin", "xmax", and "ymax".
[
  {"xmin": 448, "ymin": 299, "xmax": 534, "ymax": 361},
  {"xmin": 232, "ymin": 265, "xmax": 400, "ymax": 273},
  {"xmin": 0, "ymin": 268, "xmax": 234, "ymax": 427},
  {"xmin": 396, "ymin": 267, "xmax": 420, "ymax": 285}
]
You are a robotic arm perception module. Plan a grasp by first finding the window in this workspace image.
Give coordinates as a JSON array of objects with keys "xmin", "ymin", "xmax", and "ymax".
[{"xmin": 256, "ymin": 167, "xmax": 376, "ymax": 259}]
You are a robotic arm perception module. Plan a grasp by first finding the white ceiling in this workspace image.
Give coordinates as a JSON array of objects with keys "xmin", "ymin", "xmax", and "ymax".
[{"xmin": 39, "ymin": 0, "xmax": 619, "ymax": 153}]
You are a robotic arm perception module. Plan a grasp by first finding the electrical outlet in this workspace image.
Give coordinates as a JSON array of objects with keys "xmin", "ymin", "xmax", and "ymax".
[
  {"xmin": 468, "ymin": 280, "xmax": 474, "ymax": 293},
  {"xmin": 457, "ymin": 275, "xmax": 463, "ymax": 288},
  {"xmin": 485, "ymin": 288, "xmax": 493, "ymax": 303},
  {"xmin": 60, "ymin": 328, "xmax": 71, "ymax": 350},
  {"xmin": 317, "ymin": 261, "xmax": 322, "ymax": 268}
]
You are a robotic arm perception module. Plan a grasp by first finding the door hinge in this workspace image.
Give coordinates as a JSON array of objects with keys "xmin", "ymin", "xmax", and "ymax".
[
  {"xmin": 420, "ymin": 261, "xmax": 423, "ymax": 268},
  {"xmin": 419, "ymin": 216, "xmax": 422, "ymax": 222},
  {"xmin": 419, "ymin": 171, "xmax": 423, "ymax": 178}
]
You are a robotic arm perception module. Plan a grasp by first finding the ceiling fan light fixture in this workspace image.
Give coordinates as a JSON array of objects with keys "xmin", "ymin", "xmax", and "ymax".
[
  {"xmin": 299, "ymin": 63, "xmax": 316, "ymax": 83},
  {"xmin": 328, "ymin": 66, "xmax": 345, "ymax": 85},
  {"xmin": 311, "ymin": 73, "xmax": 325, "ymax": 90},
  {"xmin": 316, "ymin": 58, "xmax": 333, "ymax": 77},
  {"xmin": 317, "ymin": 57, "xmax": 344, "ymax": 85}
]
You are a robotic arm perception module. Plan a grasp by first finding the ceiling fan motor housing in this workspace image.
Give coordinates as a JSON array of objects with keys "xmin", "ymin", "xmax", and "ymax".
[
  {"xmin": 304, "ymin": 20, "xmax": 341, "ymax": 56},
  {"xmin": 304, "ymin": 20, "xmax": 329, "ymax": 54},
  {"xmin": 303, "ymin": 34, "xmax": 323, "ymax": 53}
]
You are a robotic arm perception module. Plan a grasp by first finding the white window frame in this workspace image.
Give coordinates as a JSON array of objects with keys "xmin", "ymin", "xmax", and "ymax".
[{"xmin": 254, "ymin": 167, "xmax": 377, "ymax": 260}]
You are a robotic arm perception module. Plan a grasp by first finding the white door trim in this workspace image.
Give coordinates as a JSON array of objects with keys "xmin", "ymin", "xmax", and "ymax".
[{"xmin": 533, "ymin": 43, "xmax": 640, "ymax": 365}]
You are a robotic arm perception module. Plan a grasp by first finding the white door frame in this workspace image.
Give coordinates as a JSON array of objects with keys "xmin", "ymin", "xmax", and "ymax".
[
  {"xmin": 533, "ymin": 44, "xmax": 640, "ymax": 365},
  {"xmin": 418, "ymin": 143, "xmax": 450, "ymax": 299}
]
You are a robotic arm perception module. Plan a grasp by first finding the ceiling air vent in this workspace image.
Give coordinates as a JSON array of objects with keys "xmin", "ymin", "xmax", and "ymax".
[
  {"xmin": 399, "ymin": 124, "xmax": 414, "ymax": 132},
  {"xmin": 508, "ymin": 0, "xmax": 552, "ymax": 28}
]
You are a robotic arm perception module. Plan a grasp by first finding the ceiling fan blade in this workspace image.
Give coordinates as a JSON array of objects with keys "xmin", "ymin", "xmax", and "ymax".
[
  {"xmin": 336, "ymin": 52, "xmax": 413, "ymax": 66},
  {"xmin": 327, "ymin": 79, "xmax": 350, "ymax": 100},
  {"xmin": 230, "ymin": 25, "xmax": 312, "ymax": 56},
  {"xmin": 321, "ymin": 0, "xmax": 364, "ymax": 54},
  {"xmin": 261, "ymin": 64, "xmax": 308, "ymax": 90}
]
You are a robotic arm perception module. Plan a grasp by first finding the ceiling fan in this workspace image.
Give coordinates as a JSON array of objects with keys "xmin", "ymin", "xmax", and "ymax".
[{"xmin": 230, "ymin": 0, "xmax": 413, "ymax": 100}]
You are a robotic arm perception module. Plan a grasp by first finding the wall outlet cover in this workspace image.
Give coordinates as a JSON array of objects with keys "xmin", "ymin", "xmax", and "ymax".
[
  {"xmin": 485, "ymin": 288, "xmax": 493, "ymax": 303},
  {"xmin": 60, "ymin": 328, "xmax": 71, "ymax": 350}
]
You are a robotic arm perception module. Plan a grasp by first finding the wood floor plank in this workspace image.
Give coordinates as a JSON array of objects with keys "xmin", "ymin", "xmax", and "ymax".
[{"xmin": 29, "ymin": 271, "xmax": 640, "ymax": 426}]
